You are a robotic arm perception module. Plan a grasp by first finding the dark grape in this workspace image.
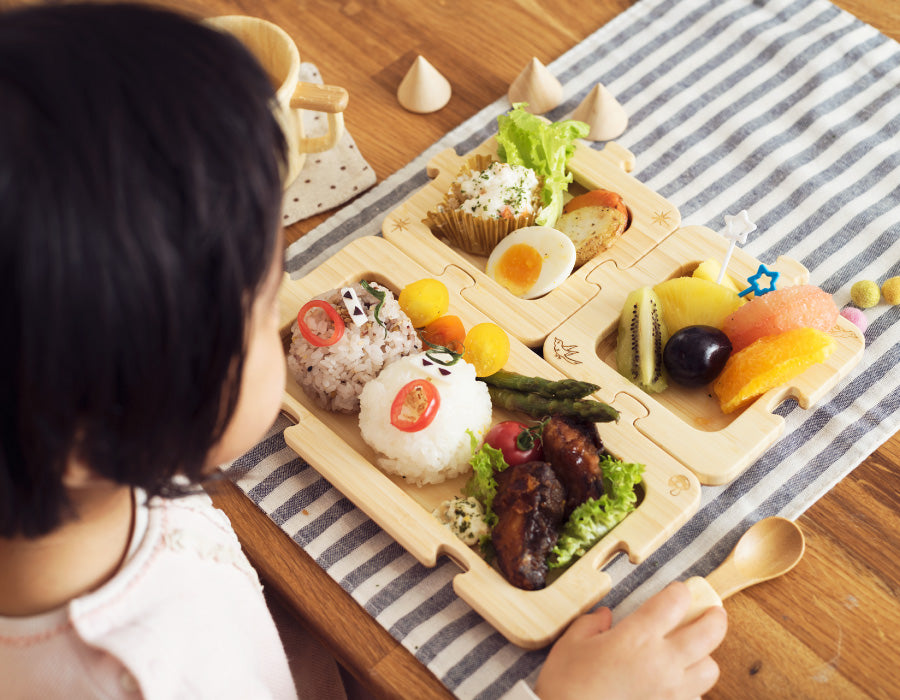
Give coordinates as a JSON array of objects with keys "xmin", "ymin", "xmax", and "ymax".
[{"xmin": 663, "ymin": 325, "xmax": 733, "ymax": 387}]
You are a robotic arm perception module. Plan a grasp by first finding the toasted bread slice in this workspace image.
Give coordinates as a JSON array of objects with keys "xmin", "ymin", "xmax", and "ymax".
[{"xmin": 555, "ymin": 205, "xmax": 627, "ymax": 266}]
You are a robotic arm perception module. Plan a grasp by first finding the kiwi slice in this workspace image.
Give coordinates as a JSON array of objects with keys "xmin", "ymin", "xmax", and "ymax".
[{"xmin": 616, "ymin": 286, "xmax": 669, "ymax": 393}]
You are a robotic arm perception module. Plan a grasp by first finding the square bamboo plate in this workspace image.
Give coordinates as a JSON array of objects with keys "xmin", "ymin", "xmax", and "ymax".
[
  {"xmin": 276, "ymin": 234, "xmax": 701, "ymax": 648},
  {"xmin": 542, "ymin": 224, "xmax": 866, "ymax": 485},
  {"xmin": 382, "ymin": 137, "xmax": 681, "ymax": 348}
]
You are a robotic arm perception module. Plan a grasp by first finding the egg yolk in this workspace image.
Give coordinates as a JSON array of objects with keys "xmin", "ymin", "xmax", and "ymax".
[{"xmin": 495, "ymin": 243, "xmax": 543, "ymax": 296}]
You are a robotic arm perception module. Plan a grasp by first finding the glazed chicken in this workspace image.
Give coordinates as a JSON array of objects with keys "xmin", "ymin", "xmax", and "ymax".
[
  {"xmin": 492, "ymin": 461, "xmax": 566, "ymax": 590},
  {"xmin": 540, "ymin": 414, "xmax": 606, "ymax": 516}
]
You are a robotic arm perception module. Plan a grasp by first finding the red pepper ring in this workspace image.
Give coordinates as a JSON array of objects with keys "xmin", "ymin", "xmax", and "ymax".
[
  {"xmin": 390, "ymin": 379, "xmax": 441, "ymax": 432},
  {"xmin": 297, "ymin": 300, "xmax": 346, "ymax": 347}
]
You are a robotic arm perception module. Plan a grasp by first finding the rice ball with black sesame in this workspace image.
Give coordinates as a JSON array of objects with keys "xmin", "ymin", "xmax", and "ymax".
[{"xmin": 287, "ymin": 281, "xmax": 421, "ymax": 413}]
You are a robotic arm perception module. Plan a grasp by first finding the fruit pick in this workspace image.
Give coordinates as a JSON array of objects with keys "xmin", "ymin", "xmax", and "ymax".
[
  {"xmin": 715, "ymin": 210, "xmax": 780, "ymax": 298},
  {"xmin": 738, "ymin": 263, "xmax": 780, "ymax": 298},
  {"xmin": 716, "ymin": 210, "xmax": 757, "ymax": 285}
]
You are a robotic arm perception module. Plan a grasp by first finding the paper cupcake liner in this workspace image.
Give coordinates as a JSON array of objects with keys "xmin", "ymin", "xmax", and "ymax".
[{"xmin": 423, "ymin": 155, "xmax": 540, "ymax": 257}]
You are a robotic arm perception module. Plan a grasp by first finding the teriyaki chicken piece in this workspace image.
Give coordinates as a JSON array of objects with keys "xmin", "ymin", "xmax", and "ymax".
[{"xmin": 492, "ymin": 461, "xmax": 566, "ymax": 590}]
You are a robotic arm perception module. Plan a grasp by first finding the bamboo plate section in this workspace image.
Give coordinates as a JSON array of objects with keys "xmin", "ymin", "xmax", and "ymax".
[
  {"xmin": 382, "ymin": 136, "xmax": 681, "ymax": 348},
  {"xmin": 276, "ymin": 235, "xmax": 701, "ymax": 648},
  {"xmin": 542, "ymin": 225, "xmax": 866, "ymax": 485}
]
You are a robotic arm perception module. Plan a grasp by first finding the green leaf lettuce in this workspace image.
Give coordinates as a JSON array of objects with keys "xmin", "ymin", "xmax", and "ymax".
[
  {"xmin": 496, "ymin": 103, "xmax": 589, "ymax": 227},
  {"xmin": 549, "ymin": 455, "xmax": 644, "ymax": 569},
  {"xmin": 463, "ymin": 431, "xmax": 508, "ymax": 525}
]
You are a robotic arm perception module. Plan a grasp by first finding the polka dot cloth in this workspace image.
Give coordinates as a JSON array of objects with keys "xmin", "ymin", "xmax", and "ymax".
[{"xmin": 281, "ymin": 63, "xmax": 377, "ymax": 225}]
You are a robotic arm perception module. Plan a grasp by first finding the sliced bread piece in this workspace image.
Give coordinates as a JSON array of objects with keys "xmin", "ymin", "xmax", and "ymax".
[{"xmin": 555, "ymin": 205, "xmax": 627, "ymax": 266}]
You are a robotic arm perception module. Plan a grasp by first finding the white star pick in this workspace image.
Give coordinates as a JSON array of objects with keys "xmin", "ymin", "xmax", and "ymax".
[
  {"xmin": 722, "ymin": 210, "xmax": 756, "ymax": 244},
  {"xmin": 716, "ymin": 210, "xmax": 756, "ymax": 284}
]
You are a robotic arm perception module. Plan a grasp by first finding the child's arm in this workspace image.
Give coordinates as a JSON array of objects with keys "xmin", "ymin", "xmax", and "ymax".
[{"xmin": 533, "ymin": 581, "xmax": 728, "ymax": 700}]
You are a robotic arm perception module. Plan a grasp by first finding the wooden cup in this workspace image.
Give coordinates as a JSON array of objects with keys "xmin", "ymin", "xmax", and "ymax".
[{"xmin": 206, "ymin": 15, "xmax": 348, "ymax": 188}]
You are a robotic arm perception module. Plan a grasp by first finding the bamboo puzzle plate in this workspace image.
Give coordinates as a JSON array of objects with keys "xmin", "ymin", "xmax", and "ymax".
[
  {"xmin": 382, "ymin": 137, "xmax": 681, "ymax": 347},
  {"xmin": 277, "ymin": 235, "xmax": 701, "ymax": 649},
  {"xmin": 542, "ymin": 225, "xmax": 866, "ymax": 485}
]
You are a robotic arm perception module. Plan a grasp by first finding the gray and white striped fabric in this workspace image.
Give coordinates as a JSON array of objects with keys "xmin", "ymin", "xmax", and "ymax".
[{"xmin": 229, "ymin": 0, "xmax": 900, "ymax": 697}]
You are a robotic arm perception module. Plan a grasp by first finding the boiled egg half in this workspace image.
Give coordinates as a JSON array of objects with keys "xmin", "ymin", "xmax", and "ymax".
[{"xmin": 486, "ymin": 226, "xmax": 576, "ymax": 299}]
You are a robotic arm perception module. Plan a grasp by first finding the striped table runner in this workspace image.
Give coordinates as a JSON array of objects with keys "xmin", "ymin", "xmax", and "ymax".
[{"xmin": 229, "ymin": 0, "xmax": 900, "ymax": 697}]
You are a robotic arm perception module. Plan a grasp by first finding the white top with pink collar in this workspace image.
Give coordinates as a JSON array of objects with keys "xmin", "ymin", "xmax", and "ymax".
[{"xmin": 0, "ymin": 491, "xmax": 296, "ymax": 699}]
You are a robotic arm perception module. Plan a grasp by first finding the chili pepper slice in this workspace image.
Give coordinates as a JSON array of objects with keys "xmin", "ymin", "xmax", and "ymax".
[
  {"xmin": 297, "ymin": 300, "xmax": 345, "ymax": 347},
  {"xmin": 390, "ymin": 379, "xmax": 440, "ymax": 432}
]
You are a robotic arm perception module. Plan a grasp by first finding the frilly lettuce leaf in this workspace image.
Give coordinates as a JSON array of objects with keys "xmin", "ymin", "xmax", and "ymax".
[
  {"xmin": 549, "ymin": 455, "xmax": 644, "ymax": 569},
  {"xmin": 496, "ymin": 103, "xmax": 589, "ymax": 226},
  {"xmin": 463, "ymin": 430, "xmax": 508, "ymax": 525}
]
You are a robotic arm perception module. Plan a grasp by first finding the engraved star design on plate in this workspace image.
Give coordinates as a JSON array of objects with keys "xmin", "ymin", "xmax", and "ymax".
[
  {"xmin": 651, "ymin": 210, "xmax": 672, "ymax": 226},
  {"xmin": 390, "ymin": 216, "xmax": 411, "ymax": 232}
]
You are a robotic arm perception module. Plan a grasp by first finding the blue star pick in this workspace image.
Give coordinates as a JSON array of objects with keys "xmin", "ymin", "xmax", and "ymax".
[{"xmin": 739, "ymin": 263, "xmax": 780, "ymax": 297}]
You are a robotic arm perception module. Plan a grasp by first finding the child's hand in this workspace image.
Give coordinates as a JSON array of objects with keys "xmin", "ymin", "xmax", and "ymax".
[{"xmin": 534, "ymin": 581, "xmax": 728, "ymax": 700}]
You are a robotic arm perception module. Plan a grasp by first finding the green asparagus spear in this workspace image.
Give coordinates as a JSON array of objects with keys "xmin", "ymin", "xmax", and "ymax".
[
  {"xmin": 486, "ymin": 386, "xmax": 619, "ymax": 422},
  {"xmin": 481, "ymin": 369, "xmax": 600, "ymax": 399}
]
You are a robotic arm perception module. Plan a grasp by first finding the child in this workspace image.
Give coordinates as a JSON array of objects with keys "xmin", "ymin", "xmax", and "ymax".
[{"xmin": 0, "ymin": 4, "xmax": 726, "ymax": 699}]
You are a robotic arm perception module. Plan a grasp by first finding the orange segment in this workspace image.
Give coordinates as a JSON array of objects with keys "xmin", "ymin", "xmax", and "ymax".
[{"xmin": 713, "ymin": 328, "xmax": 835, "ymax": 414}]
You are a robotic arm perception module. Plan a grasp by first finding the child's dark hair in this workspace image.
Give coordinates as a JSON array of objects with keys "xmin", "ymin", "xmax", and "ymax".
[{"xmin": 0, "ymin": 3, "xmax": 286, "ymax": 537}]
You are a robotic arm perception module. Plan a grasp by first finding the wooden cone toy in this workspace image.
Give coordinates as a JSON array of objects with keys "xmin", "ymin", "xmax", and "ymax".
[
  {"xmin": 507, "ymin": 57, "xmax": 562, "ymax": 114},
  {"xmin": 397, "ymin": 55, "xmax": 451, "ymax": 113},
  {"xmin": 571, "ymin": 83, "xmax": 628, "ymax": 141}
]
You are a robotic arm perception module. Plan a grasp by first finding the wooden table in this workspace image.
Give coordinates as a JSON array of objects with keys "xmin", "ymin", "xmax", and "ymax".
[
  {"xmin": 199, "ymin": 2, "xmax": 898, "ymax": 699},
  {"xmin": 203, "ymin": 2, "xmax": 896, "ymax": 698},
  {"xmin": 13, "ymin": 0, "xmax": 895, "ymax": 697}
]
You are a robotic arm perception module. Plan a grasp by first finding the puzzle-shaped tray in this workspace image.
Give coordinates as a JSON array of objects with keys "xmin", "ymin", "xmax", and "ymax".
[
  {"xmin": 382, "ymin": 137, "xmax": 680, "ymax": 347},
  {"xmin": 276, "ymin": 235, "xmax": 700, "ymax": 648},
  {"xmin": 542, "ymin": 224, "xmax": 865, "ymax": 485},
  {"xmin": 380, "ymin": 137, "xmax": 864, "ymax": 484}
]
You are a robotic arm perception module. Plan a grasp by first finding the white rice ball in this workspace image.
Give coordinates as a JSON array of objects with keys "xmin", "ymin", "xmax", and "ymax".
[{"xmin": 358, "ymin": 352, "xmax": 493, "ymax": 486}]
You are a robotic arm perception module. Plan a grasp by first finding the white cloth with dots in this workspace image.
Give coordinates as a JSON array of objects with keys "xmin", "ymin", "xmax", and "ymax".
[{"xmin": 281, "ymin": 63, "xmax": 377, "ymax": 226}]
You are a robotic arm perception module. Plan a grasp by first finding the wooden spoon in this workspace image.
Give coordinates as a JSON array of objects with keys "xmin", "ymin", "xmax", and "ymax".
[{"xmin": 681, "ymin": 516, "xmax": 806, "ymax": 623}]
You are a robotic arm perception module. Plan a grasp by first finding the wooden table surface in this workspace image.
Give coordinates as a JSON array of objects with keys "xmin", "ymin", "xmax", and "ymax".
[
  {"xmin": 14, "ymin": 0, "xmax": 894, "ymax": 697},
  {"xmin": 198, "ymin": 2, "xmax": 898, "ymax": 699}
]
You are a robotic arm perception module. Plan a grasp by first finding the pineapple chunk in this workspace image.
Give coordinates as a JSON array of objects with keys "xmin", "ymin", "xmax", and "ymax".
[
  {"xmin": 653, "ymin": 277, "xmax": 744, "ymax": 334},
  {"xmin": 692, "ymin": 259, "xmax": 742, "ymax": 294}
]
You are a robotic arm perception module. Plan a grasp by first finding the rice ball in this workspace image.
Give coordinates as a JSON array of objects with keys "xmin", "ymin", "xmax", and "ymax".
[
  {"xmin": 358, "ymin": 352, "xmax": 492, "ymax": 486},
  {"xmin": 287, "ymin": 282, "xmax": 421, "ymax": 413}
]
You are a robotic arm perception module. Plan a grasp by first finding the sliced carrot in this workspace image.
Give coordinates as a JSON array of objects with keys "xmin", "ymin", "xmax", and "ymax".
[
  {"xmin": 422, "ymin": 314, "xmax": 466, "ymax": 353},
  {"xmin": 563, "ymin": 189, "xmax": 627, "ymax": 216}
]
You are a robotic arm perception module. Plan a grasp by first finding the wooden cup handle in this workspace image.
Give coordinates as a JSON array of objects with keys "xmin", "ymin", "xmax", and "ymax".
[
  {"xmin": 680, "ymin": 576, "xmax": 724, "ymax": 625},
  {"xmin": 289, "ymin": 82, "xmax": 348, "ymax": 154}
]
